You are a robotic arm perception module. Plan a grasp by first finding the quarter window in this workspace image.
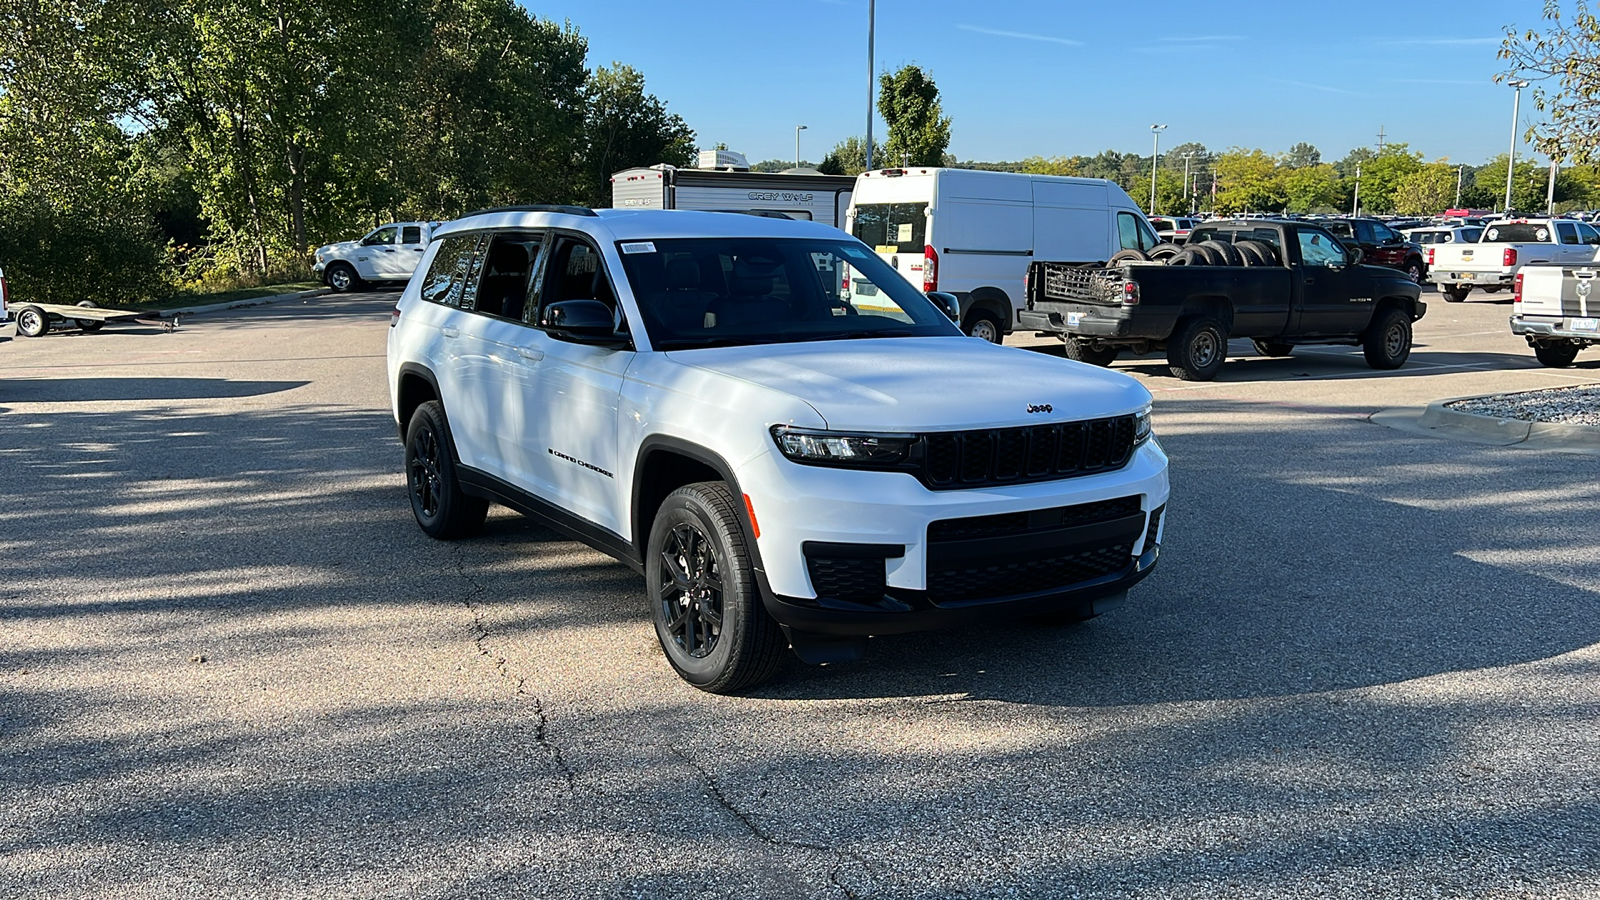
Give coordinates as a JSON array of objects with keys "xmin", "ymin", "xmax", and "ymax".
[{"xmin": 419, "ymin": 235, "xmax": 484, "ymax": 307}]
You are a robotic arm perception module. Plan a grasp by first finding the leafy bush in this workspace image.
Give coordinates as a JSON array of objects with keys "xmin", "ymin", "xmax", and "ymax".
[{"xmin": 0, "ymin": 195, "xmax": 172, "ymax": 307}]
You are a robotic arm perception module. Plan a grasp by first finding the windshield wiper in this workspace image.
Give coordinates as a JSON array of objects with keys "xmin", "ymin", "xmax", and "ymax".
[
  {"xmin": 655, "ymin": 336, "xmax": 781, "ymax": 350},
  {"xmin": 801, "ymin": 329, "xmax": 917, "ymax": 342}
]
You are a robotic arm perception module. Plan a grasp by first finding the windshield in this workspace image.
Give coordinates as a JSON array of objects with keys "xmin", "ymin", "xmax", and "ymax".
[
  {"xmin": 616, "ymin": 237, "xmax": 960, "ymax": 350},
  {"xmin": 1482, "ymin": 223, "xmax": 1551, "ymax": 243}
]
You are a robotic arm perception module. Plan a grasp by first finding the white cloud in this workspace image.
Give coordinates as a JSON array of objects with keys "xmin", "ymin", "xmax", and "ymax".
[{"xmin": 956, "ymin": 24, "xmax": 1084, "ymax": 47}]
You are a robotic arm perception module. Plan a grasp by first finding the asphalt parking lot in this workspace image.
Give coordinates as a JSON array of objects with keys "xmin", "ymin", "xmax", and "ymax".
[{"xmin": 2, "ymin": 291, "xmax": 1598, "ymax": 899}]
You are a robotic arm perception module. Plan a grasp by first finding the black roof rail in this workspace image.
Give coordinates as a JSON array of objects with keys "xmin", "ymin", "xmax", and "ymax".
[{"xmin": 462, "ymin": 204, "xmax": 597, "ymax": 217}]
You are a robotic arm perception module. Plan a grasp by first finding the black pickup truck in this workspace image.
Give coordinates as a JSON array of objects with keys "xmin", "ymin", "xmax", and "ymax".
[{"xmin": 1020, "ymin": 219, "xmax": 1427, "ymax": 380}]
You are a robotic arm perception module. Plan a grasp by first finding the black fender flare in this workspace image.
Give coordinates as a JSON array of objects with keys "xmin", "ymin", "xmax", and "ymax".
[
  {"xmin": 632, "ymin": 435, "xmax": 766, "ymax": 577},
  {"xmin": 394, "ymin": 362, "xmax": 442, "ymax": 440}
]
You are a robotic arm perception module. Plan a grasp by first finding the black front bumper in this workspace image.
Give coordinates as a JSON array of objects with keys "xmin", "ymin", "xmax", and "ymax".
[{"xmin": 758, "ymin": 503, "xmax": 1165, "ymax": 636}]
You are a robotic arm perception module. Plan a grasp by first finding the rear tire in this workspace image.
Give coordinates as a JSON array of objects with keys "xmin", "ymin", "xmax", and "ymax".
[
  {"xmin": 648, "ymin": 481, "xmax": 785, "ymax": 694},
  {"xmin": 1062, "ymin": 337, "xmax": 1119, "ymax": 367},
  {"xmin": 75, "ymin": 300, "xmax": 104, "ymax": 332},
  {"xmin": 1480, "ymin": 286, "xmax": 1501, "ymax": 294},
  {"xmin": 1444, "ymin": 284, "xmax": 1471, "ymax": 302},
  {"xmin": 404, "ymin": 401, "xmax": 489, "ymax": 540},
  {"xmin": 1252, "ymin": 340, "xmax": 1293, "ymax": 357},
  {"xmin": 15, "ymin": 305, "xmax": 48, "ymax": 337},
  {"xmin": 1532, "ymin": 340, "xmax": 1581, "ymax": 367},
  {"xmin": 1167, "ymin": 315, "xmax": 1228, "ymax": 381},
  {"xmin": 1362, "ymin": 307, "xmax": 1413, "ymax": 370},
  {"xmin": 964, "ymin": 309, "xmax": 1004, "ymax": 344}
]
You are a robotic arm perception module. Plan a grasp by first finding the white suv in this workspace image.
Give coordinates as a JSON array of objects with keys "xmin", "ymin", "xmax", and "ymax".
[{"xmin": 386, "ymin": 205, "xmax": 1171, "ymax": 693}]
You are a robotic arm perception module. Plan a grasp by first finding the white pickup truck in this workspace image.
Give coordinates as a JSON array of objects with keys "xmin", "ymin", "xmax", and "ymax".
[
  {"xmin": 313, "ymin": 221, "xmax": 439, "ymax": 292},
  {"xmin": 1429, "ymin": 218, "xmax": 1600, "ymax": 302},
  {"xmin": 1512, "ymin": 264, "xmax": 1600, "ymax": 366}
]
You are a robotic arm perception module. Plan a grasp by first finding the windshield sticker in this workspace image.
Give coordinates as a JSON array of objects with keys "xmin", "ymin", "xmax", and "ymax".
[
  {"xmin": 1487, "ymin": 229, "xmax": 1498, "ymax": 240},
  {"xmin": 620, "ymin": 241, "xmax": 656, "ymax": 254},
  {"xmin": 1537, "ymin": 228, "xmax": 1550, "ymax": 241},
  {"xmin": 840, "ymin": 245, "xmax": 870, "ymax": 259}
]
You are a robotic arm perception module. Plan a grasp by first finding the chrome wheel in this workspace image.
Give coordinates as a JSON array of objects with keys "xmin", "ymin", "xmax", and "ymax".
[
  {"xmin": 658, "ymin": 523, "xmax": 724, "ymax": 659},
  {"xmin": 328, "ymin": 266, "xmax": 353, "ymax": 292}
]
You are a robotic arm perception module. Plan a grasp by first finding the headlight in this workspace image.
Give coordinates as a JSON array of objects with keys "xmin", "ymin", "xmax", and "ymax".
[
  {"xmin": 1133, "ymin": 406, "xmax": 1153, "ymax": 446},
  {"xmin": 771, "ymin": 426, "xmax": 915, "ymax": 467}
]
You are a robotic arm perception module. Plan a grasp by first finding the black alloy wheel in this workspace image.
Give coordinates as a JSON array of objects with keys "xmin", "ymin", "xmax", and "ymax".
[
  {"xmin": 1404, "ymin": 260, "xmax": 1425, "ymax": 283},
  {"xmin": 658, "ymin": 522, "xmax": 725, "ymax": 660}
]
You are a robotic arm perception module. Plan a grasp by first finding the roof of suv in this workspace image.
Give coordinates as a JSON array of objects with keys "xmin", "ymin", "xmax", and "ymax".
[{"xmin": 434, "ymin": 208, "xmax": 848, "ymax": 243}]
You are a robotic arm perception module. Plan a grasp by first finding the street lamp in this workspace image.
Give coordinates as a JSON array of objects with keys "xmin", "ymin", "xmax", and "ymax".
[
  {"xmin": 865, "ymin": 0, "xmax": 875, "ymax": 171},
  {"xmin": 1181, "ymin": 152, "xmax": 1196, "ymax": 214},
  {"xmin": 1353, "ymin": 164, "xmax": 1362, "ymax": 216},
  {"xmin": 1149, "ymin": 124, "xmax": 1168, "ymax": 214},
  {"xmin": 1505, "ymin": 79, "xmax": 1530, "ymax": 213},
  {"xmin": 795, "ymin": 124, "xmax": 808, "ymax": 167},
  {"xmin": 1456, "ymin": 165, "xmax": 1465, "ymax": 208}
]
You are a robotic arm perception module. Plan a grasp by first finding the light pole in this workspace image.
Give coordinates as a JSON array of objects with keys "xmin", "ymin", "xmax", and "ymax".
[
  {"xmin": 1149, "ymin": 124, "xmax": 1167, "ymax": 214},
  {"xmin": 1456, "ymin": 165, "xmax": 1465, "ymax": 208},
  {"xmin": 865, "ymin": 0, "xmax": 875, "ymax": 172},
  {"xmin": 1181, "ymin": 152, "xmax": 1195, "ymax": 214},
  {"xmin": 1505, "ymin": 79, "xmax": 1530, "ymax": 213},
  {"xmin": 1353, "ymin": 164, "xmax": 1362, "ymax": 216},
  {"xmin": 1547, "ymin": 160, "xmax": 1559, "ymax": 215},
  {"xmin": 794, "ymin": 124, "xmax": 807, "ymax": 167}
]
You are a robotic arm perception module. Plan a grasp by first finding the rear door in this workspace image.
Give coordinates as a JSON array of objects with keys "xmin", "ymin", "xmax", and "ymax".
[{"xmin": 386, "ymin": 224, "xmax": 430, "ymax": 278}]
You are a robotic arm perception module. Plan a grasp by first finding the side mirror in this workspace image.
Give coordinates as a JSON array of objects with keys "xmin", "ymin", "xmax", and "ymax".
[
  {"xmin": 926, "ymin": 290, "xmax": 961, "ymax": 322},
  {"xmin": 540, "ymin": 299, "xmax": 627, "ymax": 346}
]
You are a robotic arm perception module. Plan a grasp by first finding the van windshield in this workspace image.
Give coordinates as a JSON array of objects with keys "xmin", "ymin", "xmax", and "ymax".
[
  {"xmin": 616, "ymin": 237, "xmax": 960, "ymax": 350},
  {"xmin": 851, "ymin": 202, "xmax": 928, "ymax": 253}
]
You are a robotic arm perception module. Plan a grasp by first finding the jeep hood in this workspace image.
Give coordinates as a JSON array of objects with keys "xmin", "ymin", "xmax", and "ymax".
[{"xmin": 665, "ymin": 337, "xmax": 1151, "ymax": 432}]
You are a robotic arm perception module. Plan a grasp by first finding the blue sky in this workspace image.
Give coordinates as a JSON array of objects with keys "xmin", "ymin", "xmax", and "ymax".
[{"xmin": 530, "ymin": 0, "xmax": 1550, "ymax": 167}]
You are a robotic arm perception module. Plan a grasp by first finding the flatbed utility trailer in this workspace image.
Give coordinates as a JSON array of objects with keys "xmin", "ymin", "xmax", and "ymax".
[{"xmin": 10, "ymin": 301, "xmax": 145, "ymax": 337}]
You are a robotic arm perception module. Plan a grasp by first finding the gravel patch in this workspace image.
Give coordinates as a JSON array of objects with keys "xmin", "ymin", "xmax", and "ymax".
[{"xmin": 1446, "ymin": 384, "xmax": 1600, "ymax": 427}]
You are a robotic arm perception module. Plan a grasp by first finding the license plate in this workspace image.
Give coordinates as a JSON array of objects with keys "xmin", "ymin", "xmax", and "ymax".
[
  {"xmin": 1460, "ymin": 272, "xmax": 1476, "ymax": 281},
  {"xmin": 1067, "ymin": 312, "xmax": 1083, "ymax": 327},
  {"xmin": 1572, "ymin": 317, "xmax": 1599, "ymax": 332}
]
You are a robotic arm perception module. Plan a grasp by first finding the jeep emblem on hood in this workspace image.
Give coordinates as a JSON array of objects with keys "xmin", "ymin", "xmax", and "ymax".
[{"xmin": 1027, "ymin": 404, "xmax": 1053, "ymax": 414}]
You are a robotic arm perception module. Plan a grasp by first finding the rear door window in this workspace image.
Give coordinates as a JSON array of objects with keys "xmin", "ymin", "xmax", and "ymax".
[
  {"xmin": 401, "ymin": 225, "xmax": 423, "ymax": 245},
  {"xmin": 852, "ymin": 203, "xmax": 928, "ymax": 253}
]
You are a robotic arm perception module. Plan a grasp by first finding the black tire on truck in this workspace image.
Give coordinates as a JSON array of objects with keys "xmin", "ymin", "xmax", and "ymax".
[
  {"xmin": 14, "ymin": 305, "xmax": 49, "ymax": 337},
  {"xmin": 1532, "ymin": 339, "xmax": 1581, "ymax": 367},
  {"xmin": 1236, "ymin": 240, "xmax": 1279, "ymax": 267},
  {"xmin": 1167, "ymin": 315, "xmax": 1228, "ymax": 380},
  {"xmin": 1198, "ymin": 240, "xmax": 1245, "ymax": 267},
  {"xmin": 404, "ymin": 401, "xmax": 489, "ymax": 540},
  {"xmin": 1147, "ymin": 242, "xmax": 1183, "ymax": 262},
  {"xmin": 75, "ymin": 300, "xmax": 104, "ymax": 332},
  {"xmin": 1062, "ymin": 336, "xmax": 1119, "ymax": 367},
  {"xmin": 1108, "ymin": 249, "xmax": 1149, "ymax": 266},
  {"xmin": 1403, "ymin": 258, "xmax": 1426, "ymax": 283},
  {"xmin": 1445, "ymin": 284, "xmax": 1471, "ymax": 302},
  {"xmin": 325, "ymin": 262, "xmax": 360, "ymax": 293},
  {"xmin": 1170, "ymin": 246, "xmax": 1209, "ymax": 266},
  {"xmin": 1252, "ymin": 339, "xmax": 1293, "ymax": 357},
  {"xmin": 1362, "ymin": 307, "xmax": 1413, "ymax": 370},
  {"xmin": 647, "ymin": 481, "xmax": 785, "ymax": 694}
]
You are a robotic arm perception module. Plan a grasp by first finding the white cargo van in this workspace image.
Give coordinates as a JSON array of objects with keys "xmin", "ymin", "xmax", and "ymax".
[{"xmin": 846, "ymin": 167, "xmax": 1158, "ymax": 341}]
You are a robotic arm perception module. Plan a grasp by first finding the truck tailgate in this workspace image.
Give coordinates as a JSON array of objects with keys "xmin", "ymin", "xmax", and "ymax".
[{"xmin": 1520, "ymin": 265, "xmax": 1600, "ymax": 319}]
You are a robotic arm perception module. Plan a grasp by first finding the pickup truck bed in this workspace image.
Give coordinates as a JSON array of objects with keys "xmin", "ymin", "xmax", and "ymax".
[{"xmin": 1022, "ymin": 219, "xmax": 1425, "ymax": 380}]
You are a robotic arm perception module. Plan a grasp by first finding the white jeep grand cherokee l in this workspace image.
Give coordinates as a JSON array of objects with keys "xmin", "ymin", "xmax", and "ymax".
[{"xmin": 387, "ymin": 205, "xmax": 1170, "ymax": 693}]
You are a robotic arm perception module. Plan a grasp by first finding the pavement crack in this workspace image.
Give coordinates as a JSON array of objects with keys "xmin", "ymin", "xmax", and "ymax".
[
  {"xmin": 454, "ymin": 554, "xmax": 577, "ymax": 790},
  {"xmin": 670, "ymin": 746, "xmax": 832, "ymax": 854}
]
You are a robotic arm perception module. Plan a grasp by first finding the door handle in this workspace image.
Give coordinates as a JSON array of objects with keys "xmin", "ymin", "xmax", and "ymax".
[
  {"xmin": 441, "ymin": 327, "xmax": 460, "ymax": 339},
  {"xmin": 1304, "ymin": 278, "xmax": 1316, "ymax": 285},
  {"xmin": 517, "ymin": 347, "xmax": 545, "ymax": 362}
]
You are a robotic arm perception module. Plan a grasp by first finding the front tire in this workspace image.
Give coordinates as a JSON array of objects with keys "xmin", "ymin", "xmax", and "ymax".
[
  {"xmin": 1363, "ymin": 308, "xmax": 1413, "ymax": 370},
  {"xmin": 14, "ymin": 305, "xmax": 48, "ymax": 337},
  {"xmin": 648, "ymin": 482, "xmax": 785, "ymax": 694},
  {"xmin": 1167, "ymin": 315, "xmax": 1228, "ymax": 381},
  {"xmin": 404, "ymin": 401, "xmax": 488, "ymax": 540},
  {"xmin": 325, "ymin": 263, "xmax": 360, "ymax": 293},
  {"xmin": 1404, "ymin": 259, "xmax": 1425, "ymax": 283},
  {"xmin": 964, "ymin": 309, "xmax": 1004, "ymax": 344},
  {"xmin": 1532, "ymin": 340, "xmax": 1581, "ymax": 367},
  {"xmin": 1062, "ymin": 336, "xmax": 1119, "ymax": 367}
]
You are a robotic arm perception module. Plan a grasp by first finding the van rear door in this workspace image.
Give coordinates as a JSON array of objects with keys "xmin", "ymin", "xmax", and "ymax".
[{"xmin": 850, "ymin": 201, "xmax": 929, "ymax": 290}]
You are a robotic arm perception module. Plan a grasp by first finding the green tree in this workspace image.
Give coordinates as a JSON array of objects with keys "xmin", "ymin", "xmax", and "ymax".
[
  {"xmin": 1467, "ymin": 154, "xmax": 1548, "ymax": 211},
  {"xmin": 1281, "ymin": 163, "xmax": 1344, "ymax": 212},
  {"xmin": 1500, "ymin": 1, "xmax": 1600, "ymax": 162},
  {"xmin": 1128, "ymin": 170, "xmax": 1186, "ymax": 216},
  {"xmin": 877, "ymin": 65, "xmax": 951, "ymax": 167},
  {"xmin": 1018, "ymin": 156, "xmax": 1080, "ymax": 176},
  {"xmin": 1213, "ymin": 149, "xmax": 1285, "ymax": 214},
  {"xmin": 580, "ymin": 63, "xmax": 695, "ymax": 207},
  {"xmin": 1283, "ymin": 142, "xmax": 1322, "ymax": 168},
  {"xmin": 1392, "ymin": 162, "xmax": 1460, "ymax": 215},
  {"xmin": 817, "ymin": 136, "xmax": 884, "ymax": 176},
  {"xmin": 1353, "ymin": 144, "xmax": 1424, "ymax": 213},
  {"xmin": 1334, "ymin": 146, "xmax": 1377, "ymax": 179}
]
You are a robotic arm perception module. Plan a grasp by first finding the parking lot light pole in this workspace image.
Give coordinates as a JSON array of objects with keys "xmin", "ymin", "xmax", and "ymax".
[
  {"xmin": 1353, "ymin": 164, "xmax": 1362, "ymax": 216},
  {"xmin": 865, "ymin": 0, "xmax": 875, "ymax": 172},
  {"xmin": 795, "ymin": 125, "xmax": 807, "ymax": 167},
  {"xmin": 1181, "ymin": 152, "xmax": 1195, "ymax": 214},
  {"xmin": 1456, "ymin": 165, "xmax": 1465, "ymax": 208},
  {"xmin": 1149, "ymin": 124, "xmax": 1167, "ymax": 214},
  {"xmin": 1506, "ymin": 79, "xmax": 1530, "ymax": 213}
]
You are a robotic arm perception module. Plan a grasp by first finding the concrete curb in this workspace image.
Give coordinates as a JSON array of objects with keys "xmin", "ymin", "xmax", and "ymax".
[
  {"xmin": 150, "ymin": 287, "xmax": 330, "ymax": 319},
  {"xmin": 1373, "ymin": 393, "xmax": 1600, "ymax": 453}
]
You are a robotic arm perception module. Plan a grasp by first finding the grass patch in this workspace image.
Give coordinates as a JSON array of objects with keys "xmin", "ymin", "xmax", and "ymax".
[{"xmin": 141, "ymin": 281, "xmax": 322, "ymax": 311}]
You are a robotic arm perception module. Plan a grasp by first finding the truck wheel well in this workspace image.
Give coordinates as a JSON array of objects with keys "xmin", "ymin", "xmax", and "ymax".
[
  {"xmin": 634, "ymin": 450, "xmax": 724, "ymax": 554},
  {"xmin": 1374, "ymin": 295, "xmax": 1418, "ymax": 321},
  {"xmin": 397, "ymin": 372, "xmax": 438, "ymax": 436},
  {"xmin": 1179, "ymin": 296, "xmax": 1234, "ymax": 333},
  {"xmin": 963, "ymin": 289, "xmax": 1013, "ymax": 333}
]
